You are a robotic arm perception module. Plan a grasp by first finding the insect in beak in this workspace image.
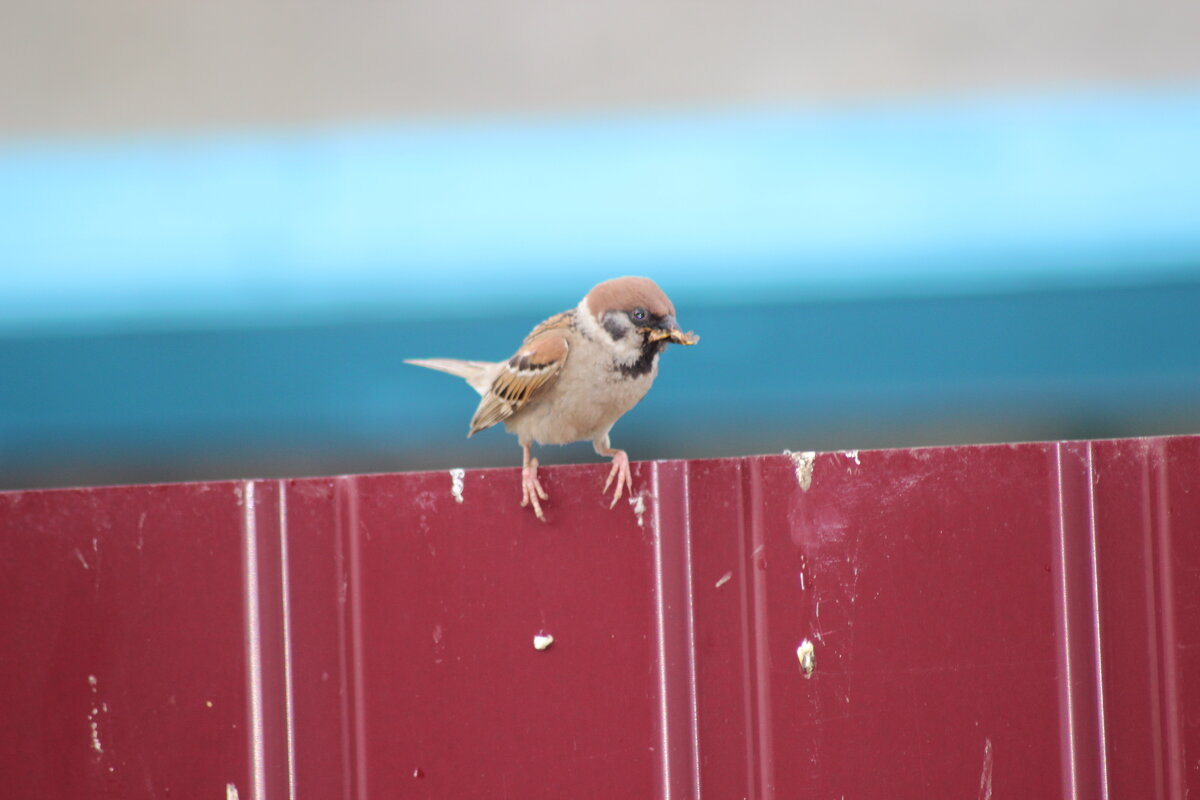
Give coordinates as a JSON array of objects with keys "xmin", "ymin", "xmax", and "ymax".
[{"xmin": 644, "ymin": 327, "xmax": 700, "ymax": 345}]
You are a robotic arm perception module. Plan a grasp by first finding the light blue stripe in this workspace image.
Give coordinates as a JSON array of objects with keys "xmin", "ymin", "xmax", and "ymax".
[{"xmin": 1, "ymin": 89, "xmax": 1199, "ymax": 332}]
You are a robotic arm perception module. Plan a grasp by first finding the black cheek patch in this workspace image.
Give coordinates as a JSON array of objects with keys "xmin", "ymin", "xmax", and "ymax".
[
  {"xmin": 602, "ymin": 313, "xmax": 627, "ymax": 340},
  {"xmin": 617, "ymin": 339, "xmax": 666, "ymax": 378}
]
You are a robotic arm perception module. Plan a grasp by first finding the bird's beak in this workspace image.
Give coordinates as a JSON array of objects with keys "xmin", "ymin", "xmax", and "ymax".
[{"xmin": 643, "ymin": 316, "xmax": 700, "ymax": 345}]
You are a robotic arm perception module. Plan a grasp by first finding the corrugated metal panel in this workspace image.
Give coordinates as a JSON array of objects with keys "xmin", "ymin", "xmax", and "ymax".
[{"xmin": 2, "ymin": 435, "xmax": 1197, "ymax": 797}]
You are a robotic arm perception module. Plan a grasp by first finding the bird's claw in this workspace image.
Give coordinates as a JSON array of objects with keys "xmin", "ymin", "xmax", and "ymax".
[
  {"xmin": 603, "ymin": 450, "xmax": 634, "ymax": 509},
  {"xmin": 521, "ymin": 457, "xmax": 549, "ymax": 522}
]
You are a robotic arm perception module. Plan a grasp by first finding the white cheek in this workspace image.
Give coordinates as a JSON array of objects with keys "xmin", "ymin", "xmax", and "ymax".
[
  {"xmin": 610, "ymin": 333, "xmax": 643, "ymax": 364},
  {"xmin": 576, "ymin": 299, "xmax": 646, "ymax": 366}
]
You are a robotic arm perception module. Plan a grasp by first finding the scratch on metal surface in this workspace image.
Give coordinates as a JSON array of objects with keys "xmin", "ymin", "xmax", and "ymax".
[
  {"xmin": 714, "ymin": 571, "xmax": 732, "ymax": 589},
  {"xmin": 73, "ymin": 548, "xmax": 90, "ymax": 569},
  {"xmin": 449, "ymin": 468, "xmax": 466, "ymax": 503},
  {"xmin": 842, "ymin": 449, "xmax": 861, "ymax": 465},
  {"xmin": 978, "ymin": 738, "xmax": 994, "ymax": 800},
  {"xmin": 784, "ymin": 450, "xmax": 816, "ymax": 491}
]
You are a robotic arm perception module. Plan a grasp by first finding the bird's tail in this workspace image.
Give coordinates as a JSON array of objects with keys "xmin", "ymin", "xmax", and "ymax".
[{"xmin": 404, "ymin": 358, "xmax": 495, "ymax": 396}]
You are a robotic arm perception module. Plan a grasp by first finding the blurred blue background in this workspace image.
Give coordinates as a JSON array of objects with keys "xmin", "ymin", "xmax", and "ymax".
[{"xmin": 1, "ymin": 1, "xmax": 1199, "ymax": 488}]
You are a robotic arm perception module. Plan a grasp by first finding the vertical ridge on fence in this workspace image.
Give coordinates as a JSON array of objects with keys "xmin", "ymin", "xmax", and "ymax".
[
  {"xmin": 648, "ymin": 461, "xmax": 703, "ymax": 799},
  {"xmin": 333, "ymin": 476, "xmax": 369, "ymax": 800},
  {"xmin": 1051, "ymin": 442, "xmax": 1109, "ymax": 800}
]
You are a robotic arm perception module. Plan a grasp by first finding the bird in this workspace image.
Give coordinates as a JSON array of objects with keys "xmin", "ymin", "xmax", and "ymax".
[{"xmin": 405, "ymin": 276, "xmax": 698, "ymax": 521}]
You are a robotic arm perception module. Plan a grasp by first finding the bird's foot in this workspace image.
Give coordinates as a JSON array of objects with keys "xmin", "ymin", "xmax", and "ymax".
[
  {"xmin": 603, "ymin": 450, "xmax": 634, "ymax": 509},
  {"xmin": 521, "ymin": 457, "xmax": 549, "ymax": 522}
]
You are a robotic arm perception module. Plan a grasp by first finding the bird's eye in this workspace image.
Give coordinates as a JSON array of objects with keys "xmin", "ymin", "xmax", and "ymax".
[{"xmin": 631, "ymin": 308, "xmax": 647, "ymax": 322}]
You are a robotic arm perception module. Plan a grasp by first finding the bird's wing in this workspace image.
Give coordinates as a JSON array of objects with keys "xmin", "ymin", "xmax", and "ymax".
[{"xmin": 468, "ymin": 314, "xmax": 572, "ymax": 436}]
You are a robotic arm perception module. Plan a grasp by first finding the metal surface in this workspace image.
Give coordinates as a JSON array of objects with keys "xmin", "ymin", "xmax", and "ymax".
[
  {"xmin": 2, "ymin": 435, "xmax": 1198, "ymax": 798},
  {"xmin": 0, "ymin": 482, "xmax": 252, "ymax": 798}
]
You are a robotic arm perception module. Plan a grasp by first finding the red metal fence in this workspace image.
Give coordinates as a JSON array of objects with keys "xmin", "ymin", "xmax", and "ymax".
[{"xmin": 3, "ymin": 435, "xmax": 1197, "ymax": 798}]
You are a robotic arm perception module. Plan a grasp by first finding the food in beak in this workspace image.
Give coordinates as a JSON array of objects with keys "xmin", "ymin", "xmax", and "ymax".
[{"xmin": 645, "ymin": 328, "xmax": 700, "ymax": 345}]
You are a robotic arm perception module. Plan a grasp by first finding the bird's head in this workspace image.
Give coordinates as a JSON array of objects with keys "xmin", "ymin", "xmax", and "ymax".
[{"xmin": 581, "ymin": 276, "xmax": 699, "ymax": 366}]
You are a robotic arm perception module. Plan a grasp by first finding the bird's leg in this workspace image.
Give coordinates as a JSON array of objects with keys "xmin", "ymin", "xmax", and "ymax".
[
  {"xmin": 521, "ymin": 443, "xmax": 549, "ymax": 521},
  {"xmin": 594, "ymin": 437, "xmax": 634, "ymax": 509}
]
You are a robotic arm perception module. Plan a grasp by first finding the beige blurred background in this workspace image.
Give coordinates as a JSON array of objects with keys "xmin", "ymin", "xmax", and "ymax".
[{"xmin": 4, "ymin": 0, "xmax": 1199, "ymax": 136}]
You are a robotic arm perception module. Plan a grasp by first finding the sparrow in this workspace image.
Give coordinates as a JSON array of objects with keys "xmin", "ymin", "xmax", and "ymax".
[{"xmin": 406, "ymin": 276, "xmax": 699, "ymax": 521}]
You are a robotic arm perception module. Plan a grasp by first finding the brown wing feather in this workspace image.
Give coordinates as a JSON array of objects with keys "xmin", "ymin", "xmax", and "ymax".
[{"xmin": 467, "ymin": 315, "xmax": 572, "ymax": 436}]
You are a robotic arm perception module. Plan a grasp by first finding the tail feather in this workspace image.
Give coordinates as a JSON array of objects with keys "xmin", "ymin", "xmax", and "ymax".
[{"xmin": 405, "ymin": 358, "xmax": 495, "ymax": 396}]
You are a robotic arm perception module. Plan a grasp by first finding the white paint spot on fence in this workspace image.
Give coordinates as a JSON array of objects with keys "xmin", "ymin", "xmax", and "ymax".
[
  {"xmin": 629, "ymin": 493, "xmax": 646, "ymax": 527},
  {"xmin": 784, "ymin": 450, "xmax": 816, "ymax": 491},
  {"xmin": 978, "ymin": 738, "xmax": 994, "ymax": 800},
  {"xmin": 86, "ymin": 673, "xmax": 104, "ymax": 753},
  {"xmin": 797, "ymin": 639, "xmax": 816, "ymax": 678}
]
